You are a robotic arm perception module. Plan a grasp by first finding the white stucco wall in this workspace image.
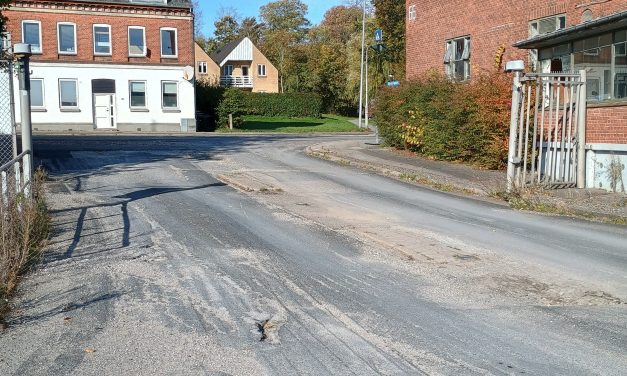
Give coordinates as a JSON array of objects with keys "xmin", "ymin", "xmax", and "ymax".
[{"xmin": 13, "ymin": 62, "xmax": 196, "ymax": 132}]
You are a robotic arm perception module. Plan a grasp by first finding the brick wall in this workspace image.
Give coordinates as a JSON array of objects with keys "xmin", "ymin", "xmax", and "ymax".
[
  {"xmin": 587, "ymin": 106, "xmax": 627, "ymax": 144},
  {"xmin": 5, "ymin": 1, "xmax": 194, "ymax": 66},
  {"xmin": 406, "ymin": 0, "xmax": 627, "ymax": 145},
  {"xmin": 406, "ymin": 0, "xmax": 627, "ymax": 79}
]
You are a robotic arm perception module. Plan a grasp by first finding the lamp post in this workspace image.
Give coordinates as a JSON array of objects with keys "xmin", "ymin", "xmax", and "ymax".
[
  {"xmin": 13, "ymin": 43, "xmax": 33, "ymax": 197},
  {"xmin": 357, "ymin": 0, "xmax": 366, "ymax": 129}
]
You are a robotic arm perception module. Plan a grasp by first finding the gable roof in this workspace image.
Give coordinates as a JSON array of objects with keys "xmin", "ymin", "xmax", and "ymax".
[{"xmin": 210, "ymin": 37, "xmax": 254, "ymax": 67}]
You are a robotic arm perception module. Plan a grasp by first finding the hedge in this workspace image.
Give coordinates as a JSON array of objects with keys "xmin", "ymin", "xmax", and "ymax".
[
  {"xmin": 372, "ymin": 70, "xmax": 512, "ymax": 170},
  {"xmin": 196, "ymin": 87, "xmax": 324, "ymax": 129}
]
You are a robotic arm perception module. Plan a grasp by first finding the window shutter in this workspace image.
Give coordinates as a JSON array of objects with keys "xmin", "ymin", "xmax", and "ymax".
[
  {"xmin": 443, "ymin": 42, "xmax": 452, "ymax": 63},
  {"xmin": 461, "ymin": 38, "xmax": 471, "ymax": 60}
]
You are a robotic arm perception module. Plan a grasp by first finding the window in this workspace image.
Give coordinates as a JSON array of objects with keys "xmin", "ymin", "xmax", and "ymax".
[
  {"xmin": 22, "ymin": 21, "xmax": 41, "ymax": 53},
  {"xmin": 444, "ymin": 36, "xmax": 470, "ymax": 81},
  {"xmin": 224, "ymin": 65, "xmax": 233, "ymax": 76},
  {"xmin": 198, "ymin": 61, "xmax": 207, "ymax": 74},
  {"xmin": 160, "ymin": 28, "xmax": 177, "ymax": 57},
  {"xmin": 58, "ymin": 23, "xmax": 77, "ymax": 54},
  {"xmin": 257, "ymin": 64, "xmax": 267, "ymax": 76},
  {"xmin": 129, "ymin": 81, "xmax": 147, "ymax": 108},
  {"xmin": 408, "ymin": 5, "xmax": 416, "ymax": 21},
  {"xmin": 59, "ymin": 79, "xmax": 78, "ymax": 109},
  {"xmin": 161, "ymin": 81, "xmax": 178, "ymax": 109},
  {"xmin": 529, "ymin": 14, "xmax": 566, "ymax": 38},
  {"xmin": 128, "ymin": 27, "xmax": 146, "ymax": 56},
  {"xmin": 30, "ymin": 79, "xmax": 44, "ymax": 108},
  {"xmin": 93, "ymin": 24, "xmax": 111, "ymax": 55}
]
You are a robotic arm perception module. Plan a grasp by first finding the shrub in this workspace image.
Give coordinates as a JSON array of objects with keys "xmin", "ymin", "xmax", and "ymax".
[
  {"xmin": 215, "ymin": 90, "xmax": 324, "ymax": 129},
  {"xmin": 373, "ymin": 70, "xmax": 512, "ymax": 169},
  {"xmin": 195, "ymin": 82, "xmax": 225, "ymax": 131},
  {"xmin": 1, "ymin": 169, "xmax": 50, "ymax": 322}
]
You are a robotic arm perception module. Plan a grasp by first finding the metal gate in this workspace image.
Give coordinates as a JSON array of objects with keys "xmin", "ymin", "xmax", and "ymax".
[{"xmin": 507, "ymin": 70, "xmax": 587, "ymax": 191}]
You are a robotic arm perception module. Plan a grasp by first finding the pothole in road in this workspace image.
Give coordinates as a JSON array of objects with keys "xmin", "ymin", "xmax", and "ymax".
[
  {"xmin": 256, "ymin": 318, "xmax": 283, "ymax": 344},
  {"xmin": 453, "ymin": 254, "xmax": 480, "ymax": 262}
]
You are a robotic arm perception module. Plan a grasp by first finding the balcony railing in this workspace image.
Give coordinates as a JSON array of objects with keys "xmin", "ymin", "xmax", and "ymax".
[{"xmin": 220, "ymin": 75, "xmax": 253, "ymax": 88}]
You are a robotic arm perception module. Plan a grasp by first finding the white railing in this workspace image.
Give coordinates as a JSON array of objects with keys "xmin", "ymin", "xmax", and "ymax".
[
  {"xmin": 220, "ymin": 75, "xmax": 253, "ymax": 88},
  {"xmin": 1, "ymin": 150, "xmax": 31, "ymax": 207}
]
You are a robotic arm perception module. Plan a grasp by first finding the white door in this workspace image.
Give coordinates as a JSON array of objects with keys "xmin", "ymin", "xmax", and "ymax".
[{"xmin": 94, "ymin": 94, "xmax": 115, "ymax": 129}]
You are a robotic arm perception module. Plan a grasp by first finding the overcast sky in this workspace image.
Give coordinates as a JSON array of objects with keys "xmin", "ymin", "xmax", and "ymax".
[{"xmin": 197, "ymin": 0, "xmax": 347, "ymax": 36}]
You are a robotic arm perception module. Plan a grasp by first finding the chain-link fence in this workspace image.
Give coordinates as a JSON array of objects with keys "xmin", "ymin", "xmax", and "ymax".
[{"xmin": 0, "ymin": 59, "xmax": 16, "ymax": 166}]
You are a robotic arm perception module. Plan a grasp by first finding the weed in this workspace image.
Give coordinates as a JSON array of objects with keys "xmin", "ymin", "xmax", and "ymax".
[
  {"xmin": 399, "ymin": 173, "xmax": 417, "ymax": 182},
  {"xmin": 0, "ymin": 168, "xmax": 50, "ymax": 323}
]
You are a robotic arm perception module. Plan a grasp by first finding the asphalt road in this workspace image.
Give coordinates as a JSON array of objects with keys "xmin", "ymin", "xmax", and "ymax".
[{"xmin": 1, "ymin": 134, "xmax": 625, "ymax": 375}]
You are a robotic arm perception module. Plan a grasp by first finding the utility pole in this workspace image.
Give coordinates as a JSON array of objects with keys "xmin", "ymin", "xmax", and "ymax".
[{"xmin": 357, "ymin": 0, "xmax": 366, "ymax": 129}]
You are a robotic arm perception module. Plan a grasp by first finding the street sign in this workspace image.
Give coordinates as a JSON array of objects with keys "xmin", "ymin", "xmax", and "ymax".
[{"xmin": 374, "ymin": 29, "xmax": 383, "ymax": 43}]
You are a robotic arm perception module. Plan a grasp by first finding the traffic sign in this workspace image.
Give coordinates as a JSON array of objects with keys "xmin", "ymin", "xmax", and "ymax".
[{"xmin": 374, "ymin": 29, "xmax": 383, "ymax": 43}]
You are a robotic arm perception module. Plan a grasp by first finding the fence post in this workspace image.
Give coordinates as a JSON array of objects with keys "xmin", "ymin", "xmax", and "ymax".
[
  {"xmin": 15, "ymin": 44, "xmax": 33, "ymax": 198},
  {"xmin": 506, "ymin": 61, "xmax": 525, "ymax": 193},
  {"xmin": 577, "ymin": 69, "xmax": 587, "ymax": 189}
]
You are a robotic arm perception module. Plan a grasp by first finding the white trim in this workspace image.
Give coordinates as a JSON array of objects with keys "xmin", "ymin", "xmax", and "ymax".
[
  {"xmin": 408, "ymin": 5, "xmax": 417, "ymax": 21},
  {"xmin": 58, "ymin": 78, "xmax": 79, "ymax": 110},
  {"xmin": 218, "ymin": 37, "xmax": 253, "ymax": 67},
  {"xmin": 29, "ymin": 62, "xmax": 187, "ymax": 70},
  {"xmin": 161, "ymin": 80, "xmax": 179, "ymax": 109},
  {"xmin": 93, "ymin": 24, "xmax": 112, "ymax": 56},
  {"xmin": 21, "ymin": 20, "xmax": 42, "ymax": 54},
  {"xmin": 30, "ymin": 78, "xmax": 45, "ymax": 109},
  {"xmin": 57, "ymin": 22, "xmax": 77, "ymax": 55},
  {"xmin": 257, "ymin": 64, "xmax": 267, "ymax": 77},
  {"xmin": 160, "ymin": 27, "xmax": 178, "ymax": 58},
  {"xmin": 129, "ymin": 80, "xmax": 148, "ymax": 109},
  {"xmin": 128, "ymin": 26, "xmax": 147, "ymax": 57}
]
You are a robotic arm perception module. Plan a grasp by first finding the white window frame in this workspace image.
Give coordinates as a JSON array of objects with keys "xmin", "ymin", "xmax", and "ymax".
[
  {"xmin": 93, "ymin": 24, "xmax": 112, "ymax": 56},
  {"xmin": 198, "ymin": 61, "xmax": 207, "ymax": 74},
  {"xmin": 30, "ymin": 78, "xmax": 45, "ymax": 109},
  {"xmin": 161, "ymin": 81, "xmax": 179, "ymax": 109},
  {"xmin": 224, "ymin": 65, "xmax": 233, "ymax": 76},
  {"xmin": 128, "ymin": 26, "xmax": 147, "ymax": 57},
  {"xmin": 257, "ymin": 64, "xmax": 267, "ymax": 77},
  {"xmin": 57, "ymin": 22, "xmax": 77, "ymax": 55},
  {"xmin": 160, "ymin": 27, "xmax": 178, "ymax": 58},
  {"xmin": 129, "ymin": 80, "xmax": 147, "ymax": 109},
  {"xmin": 22, "ymin": 20, "xmax": 42, "ymax": 54},
  {"xmin": 444, "ymin": 36, "xmax": 471, "ymax": 81},
  {"xmin": 529, "ymin": 14, "xmax": 566, "ymax": 38},
  {"xmin": 408, "ymin": 5, "xmax": 417, "ymax": 21},
  {"xmin": 58, "ymin": 79, "xmax": 79, "ymax": 110}
]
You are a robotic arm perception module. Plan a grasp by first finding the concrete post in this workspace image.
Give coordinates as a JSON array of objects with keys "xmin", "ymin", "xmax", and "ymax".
[
  {"xmin": 15, "ymin": 44, "xmax": 33, "ymax": 197},
  {"xmin": 507, "ymin": 71, "xmax": 523, "ymax": 193},
  {"xmin": 577, "ymin": 69, "xmax": 587, "ymax": 189}
]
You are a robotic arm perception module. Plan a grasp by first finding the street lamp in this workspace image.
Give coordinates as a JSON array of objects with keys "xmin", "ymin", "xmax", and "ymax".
[{"xmin": 357, "ymin": 0, "xmax": 366, "ymax": 129}]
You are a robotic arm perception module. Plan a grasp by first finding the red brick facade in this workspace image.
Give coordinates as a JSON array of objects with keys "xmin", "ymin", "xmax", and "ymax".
[
  {"xmin": 5, "ymin": 0, "xmax": 194, "ymax": 66},
  {"xmin": 406, "ymin": 0, "xmax": 627, "ymax": 78},
  {"xmin": 406, "ymin": 0, "xmax": 627, "ymax": 145}
]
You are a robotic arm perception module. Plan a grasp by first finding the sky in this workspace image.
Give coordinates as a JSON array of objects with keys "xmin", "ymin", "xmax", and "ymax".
[{"xmin": 196, "ymin": 0, "xmax": 346, "ymax": 36}]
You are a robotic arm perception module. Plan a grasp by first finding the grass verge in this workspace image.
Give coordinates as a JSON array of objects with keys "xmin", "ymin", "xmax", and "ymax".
[
  {"xmin": 0, "ymin": 169, "xmax": 50, "ymax": 325},
  {"xmin": 218, "ymin": 114, "xmax": 364, "ymax": 133}
]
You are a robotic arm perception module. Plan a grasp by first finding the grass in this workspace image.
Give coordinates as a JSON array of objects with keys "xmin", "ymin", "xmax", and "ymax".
[{"xmin": 219, "ymin": 114, "xmax": 364, "ymax": 133}]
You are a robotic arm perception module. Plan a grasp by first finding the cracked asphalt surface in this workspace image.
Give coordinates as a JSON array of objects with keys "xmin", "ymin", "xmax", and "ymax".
[{"xmin": 1, "ymin": 134, "xmax": 626, "ymax": 375}]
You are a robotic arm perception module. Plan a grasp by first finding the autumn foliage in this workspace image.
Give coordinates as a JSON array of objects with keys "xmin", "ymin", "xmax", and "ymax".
[{"xmin": 373, "ymin": 70, "xmax": 512, "ymax": 170}]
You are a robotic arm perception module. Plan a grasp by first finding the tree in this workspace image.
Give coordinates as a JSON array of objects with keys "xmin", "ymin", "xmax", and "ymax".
[
  {"xmin": 372, "ymin": 0, "xmax": 405, "ymax": 79},
  {"xmin": 191, "ymin": 0, "xmax": 203, "ymax": 37},
  {"xmin": 259, "ymin": 0, "xmax": 311, "ymax": 92},
  {"xmin": 0, "ymin": 0, "xmax": 9, "ymax": 34},
  {"xmin": 238, "ymin": 17, "xmax": 264, "ymax": 45},
  {"xmin": 213, "ymin": 15, "xmax": 240, "ymax": 46}
]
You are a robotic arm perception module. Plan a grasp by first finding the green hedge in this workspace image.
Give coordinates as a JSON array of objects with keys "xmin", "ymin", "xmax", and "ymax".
[
  {"xmin": 372, "ymin": 71, "xmax": 512, "ymax": 170},
  {"xmin": 215, "ymin": 89, "xmax": 323, "ymax": 128}
]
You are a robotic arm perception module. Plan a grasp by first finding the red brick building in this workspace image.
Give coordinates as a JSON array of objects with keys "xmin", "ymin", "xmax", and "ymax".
[
  {"xmin": 3, "ymin": 0, "xmax": 196, "ymax": 132},
  {"xmin": 406, "ymin": 0, "xmax": 627, "ymax": 190}
]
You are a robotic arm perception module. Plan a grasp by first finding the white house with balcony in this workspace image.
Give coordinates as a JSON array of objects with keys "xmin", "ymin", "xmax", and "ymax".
[{"xmin": 203, "ymin": 37, "xmax": 279, "ymax": 93}]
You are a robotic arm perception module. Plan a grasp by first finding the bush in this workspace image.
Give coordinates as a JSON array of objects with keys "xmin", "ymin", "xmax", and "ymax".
[
  {"xmin": 195, "ymin": 82, "xmax": 225, "ymax": 131},
  {"xmin": 1, "ymin": 169, "xmax": 50, "ymax": 322},
  {"xmin": 373, "ymin": 70, "xmax": 512, "ymax": 169},
  {"xmin": 214, "ymin": 89, "xmax": 324, "ymax": 129}
]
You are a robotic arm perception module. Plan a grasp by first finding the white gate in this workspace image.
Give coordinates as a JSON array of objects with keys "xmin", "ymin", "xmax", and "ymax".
[{"xmin": 507, "ymin": 70, "xmax": 587, "ymax": 190}]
